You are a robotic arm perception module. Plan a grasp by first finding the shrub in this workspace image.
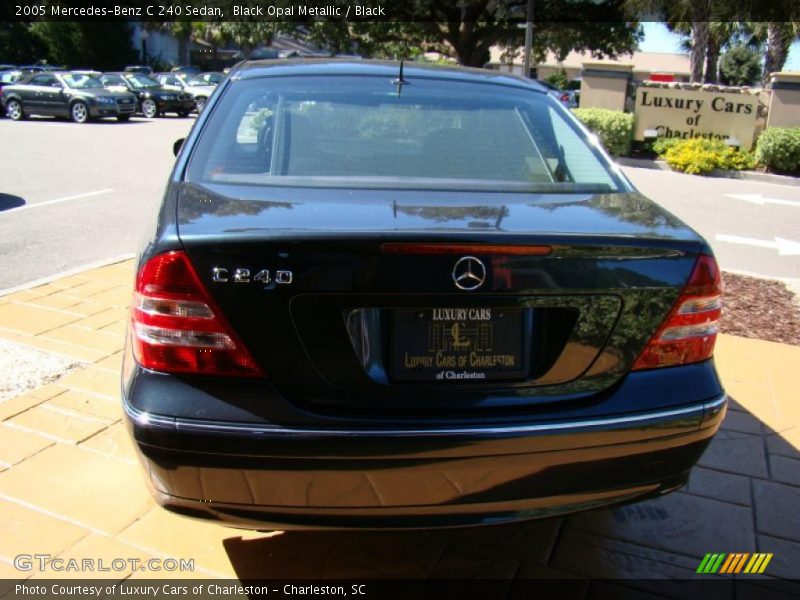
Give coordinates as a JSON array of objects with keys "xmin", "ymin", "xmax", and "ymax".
[
  {"xmin": 572, "ymin": 108, "xmax": 633, "ymax": 156},
  {"xmin": 754, "ymin": 127, "xmax": 800, "ymax": 174},
  {"xmin": 544, "ymin": 67, "xmax": 568, "ymax": 90},
  {"xmin": 663, "ymin": 138, "xmax": 756, "ymax": 175},
  {"xmin": 651, "ymin": 137, "xmax": 680, "ymax": 157}
]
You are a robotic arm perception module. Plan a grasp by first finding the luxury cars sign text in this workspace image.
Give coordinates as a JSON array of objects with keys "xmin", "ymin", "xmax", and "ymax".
[{"xmin": 633, "ymin": 87, "xmax": 759, "ymax": 149}]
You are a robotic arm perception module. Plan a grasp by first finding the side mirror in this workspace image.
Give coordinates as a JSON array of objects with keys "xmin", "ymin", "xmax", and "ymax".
[{"xmin": 173, "ymin": 138, "xmax": 185, "ymax": 157}]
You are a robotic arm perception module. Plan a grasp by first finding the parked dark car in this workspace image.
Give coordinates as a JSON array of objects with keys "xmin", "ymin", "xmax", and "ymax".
[
  {"xmin": 3, "ymin": 71, "xmax": 137, "ymax": 122},
  {"xmin": 99, "ymin": 72, "xmax": 194, "ymax": 118},
  {"xmin": 17, "ymin": 64, "xmax": 64, "ymax": 74},
  {"xmin": 568, "ymin": 78, "xmax": 582, "ymax": 106},
  {"xmin": 123, "ymin": 60, "xmax": 726, "ymax": 530},
  {"xmin": 124, "ymin": 65, "xmax": 153, "ymax": 75},
  {"xmin": 0, "ymin": 70, "xmax": 21, "ymax": 115},
  {"xmin": 538, "ymin": 79, "xmax": 578, "ymax": 109},
  {"xmin": 170, "ymin": 65, "xmax": 201, "ymax": 75},
  {"xmin": 154, "ymin": 72, "xmax": 216, "ymax": 112}
]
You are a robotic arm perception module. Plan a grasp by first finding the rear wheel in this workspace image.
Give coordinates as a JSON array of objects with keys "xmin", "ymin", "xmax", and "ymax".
[
  {"xmin": 141, "ymin": 99, "xmax": 157, "ymax": 118},
  {"xmin": 70, "ymin": 101, "xmax": 89, "ymax": 124},
  {"xmin": 6, "ymin": 99, "xmax": 24, "ymax": 121}
]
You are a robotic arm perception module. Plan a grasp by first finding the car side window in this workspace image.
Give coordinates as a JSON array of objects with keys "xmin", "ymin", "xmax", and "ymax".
[{"xmin": 30, "ymin": 75, "xmax": 53, "ymax": 86}]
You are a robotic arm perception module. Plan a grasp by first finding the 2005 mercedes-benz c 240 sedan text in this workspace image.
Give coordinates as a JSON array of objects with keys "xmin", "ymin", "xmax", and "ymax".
[{"xmin": 122, "ymin": 60, "xmax": 726, "ymax": 529}]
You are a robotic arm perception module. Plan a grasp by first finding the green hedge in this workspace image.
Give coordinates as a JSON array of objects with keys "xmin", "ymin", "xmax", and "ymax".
[
  {"xmin": 571, "ymin": 108, "xmax": 633, "ymax": 156},
  {"xmin": 658, "ymin": 138, "xmax": 756, "ymax": 175},
  {"xmin": 754, "ymin": 127, "xmax": 800, "ymax": 174}
]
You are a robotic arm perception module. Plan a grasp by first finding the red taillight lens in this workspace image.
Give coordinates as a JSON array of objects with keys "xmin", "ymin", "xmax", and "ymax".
[
  {"xmin": 382, "ymin": 243, "xmax": 552, "ymax": 256},
  {"xmin": 560, "ymin": 93, "xmax": 570, "ymax": 102},
  {"xmin": 631, "ymin": 254, "xmax": 722, "ymax": 371},
  {"xmin": 131, "ymin": 251, "xmax": 264, "ymax": 377}
]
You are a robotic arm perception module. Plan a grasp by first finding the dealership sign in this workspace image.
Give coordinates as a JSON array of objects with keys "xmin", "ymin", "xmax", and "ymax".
[{"xmin": 633, "ymin": 87, "xmax": 759, "ymax": 149}]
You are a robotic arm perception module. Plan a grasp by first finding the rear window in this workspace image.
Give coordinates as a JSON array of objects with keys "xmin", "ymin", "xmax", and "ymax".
[{"xmin": 186, "ymin": 74, "xmax": 622, "ymax": 193}]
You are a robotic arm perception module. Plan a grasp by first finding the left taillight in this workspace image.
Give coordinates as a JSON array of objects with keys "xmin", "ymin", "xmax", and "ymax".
[
  {"xmin": 631, "ymin": 254, "xmax": 722, "ymax": 371},
  {"xmin": 130, "ymin": 250, "xmax": 264, "ymax": 377}
]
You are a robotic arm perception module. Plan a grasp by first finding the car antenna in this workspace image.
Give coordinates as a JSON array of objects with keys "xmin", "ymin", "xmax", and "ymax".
[{"xmin": 392, "ymin": 59, "xmax": 408, "ymax": 96}]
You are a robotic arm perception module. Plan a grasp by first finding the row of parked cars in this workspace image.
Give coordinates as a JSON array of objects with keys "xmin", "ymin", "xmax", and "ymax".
[{"xmin": 0, "ymin": 65, "xmax": 223, "ymax": 123}]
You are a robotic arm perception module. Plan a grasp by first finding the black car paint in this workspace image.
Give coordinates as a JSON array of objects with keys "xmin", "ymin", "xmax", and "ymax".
[
  {"xmin": 100, "ymin": 72, "xmax": 195, "ymax": 117},
  {"xmin": 122, "ymin": 60, "xmax": 727, "ymax": 529},
  {"xmin": 2, "ymin": 72, "xmax": 136, "ymax": 121}
]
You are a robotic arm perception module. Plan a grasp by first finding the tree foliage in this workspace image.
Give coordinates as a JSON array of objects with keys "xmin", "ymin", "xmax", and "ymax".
[
  {"xmin": 544, "ymin": 67, "xmax": 569, "ymax": 89},
  {"xmin": 0, "ymin": 23, "xmax": 46, "ymax": 64},
  {"xmin": 298, "ymin": 1, "xmax": 642, "ymax": 67},
  {"xmin": 719, "ymin": 43, "xmax": 762, "ymax": 85},
  {"xmin": 27, "ymin": 22, "xmax": 137, "ymax": 70}
]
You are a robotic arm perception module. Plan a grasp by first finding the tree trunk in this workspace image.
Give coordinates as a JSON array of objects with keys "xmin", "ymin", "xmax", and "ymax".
[
  {"xmin": 704, "ymin": 40, "xmax": 720, "ymax": 83},
  {"xmin": 177, "ymin": 32, "xmax": 189, "ymax": 65},
  {"xmin": 762, "ymin": 23, "xmax": 792, "ymax": 85},
  {"xmin": 690, "ymin": 21, "xmax": 709, "ymax": 83}
]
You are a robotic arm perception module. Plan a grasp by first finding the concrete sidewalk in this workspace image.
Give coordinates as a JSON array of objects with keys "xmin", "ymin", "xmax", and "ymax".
[{"xmin": 0, "ymin": 259, "xmax": 798, "ymax": 588}]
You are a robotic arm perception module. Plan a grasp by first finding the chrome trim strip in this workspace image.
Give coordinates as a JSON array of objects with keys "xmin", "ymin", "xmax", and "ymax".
[{"xmin": 123, "ymin": 393, "xmax": 727, "ymax": 438}]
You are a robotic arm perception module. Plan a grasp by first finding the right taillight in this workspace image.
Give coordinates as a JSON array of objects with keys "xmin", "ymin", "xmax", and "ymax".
[
  {"xmin": 632, "ymin": 254, "xmax": 722, "ymax": 371},
  {"xmin": 130, "ymin": 250, "xmax": 264, "ymax": 377}
]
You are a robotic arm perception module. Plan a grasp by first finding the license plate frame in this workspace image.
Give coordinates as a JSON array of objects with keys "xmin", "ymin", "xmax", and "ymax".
[{"xmin": 390, "ymin": 307, "xmax": 529, "ymax": 383}]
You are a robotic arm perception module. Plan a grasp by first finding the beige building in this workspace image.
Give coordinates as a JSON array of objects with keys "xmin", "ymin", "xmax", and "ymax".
[{"xmin": 487, "ymin": 47, "xmax": 691, "ymax": 83}]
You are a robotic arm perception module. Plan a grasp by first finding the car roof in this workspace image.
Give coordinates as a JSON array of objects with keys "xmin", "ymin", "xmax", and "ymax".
[{"xmin": 231, "ymin": 59, "xmax": 548, "ymax": 94}]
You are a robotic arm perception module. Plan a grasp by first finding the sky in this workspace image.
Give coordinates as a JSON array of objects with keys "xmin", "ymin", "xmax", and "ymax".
[{"xmin": 639, "ymin": 22, "xmax": 800, "ymax": 71}]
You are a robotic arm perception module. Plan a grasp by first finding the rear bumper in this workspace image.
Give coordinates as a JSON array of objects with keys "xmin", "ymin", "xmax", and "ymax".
[
  {"xmin": 156, "ymin": 99, "xmax": 194, "ymax": 113},
  {"xmin": 123, "ymin": 369, "xmax": 727, "ymax": 529}
]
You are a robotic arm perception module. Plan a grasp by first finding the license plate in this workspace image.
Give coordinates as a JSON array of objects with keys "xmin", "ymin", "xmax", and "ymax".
[{"xmin": 391, "ymin": 308, "xmax": 528, "ymax": 382}]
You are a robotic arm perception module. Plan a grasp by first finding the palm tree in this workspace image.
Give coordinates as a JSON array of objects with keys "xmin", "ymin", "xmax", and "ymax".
[
  {"xmin": 194, "ymin": 22, "xmax": 225, "ymax": 70},
  {"xmin": 625, "ymin": 0, "xmax": 733, "ymax": 83},
  {"xmin": 171, "ymin": 21, "xmax": 195, "ymax": 66},
  {"xmin": 671, "ymin": 21, "xmax": 743, "ymax": 83},
  {"xmin": 219, "ymin": 23, "xmax": 283, "ymax": 59},
  {"xmin": 746, "ymin": 22, "xmax": 800, "ymax": 85}
]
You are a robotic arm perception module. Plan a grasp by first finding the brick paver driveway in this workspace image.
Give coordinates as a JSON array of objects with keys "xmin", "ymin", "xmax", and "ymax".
[{"xmin": 0, "ymin": 260, "xmax": 798, "ymax": 592}]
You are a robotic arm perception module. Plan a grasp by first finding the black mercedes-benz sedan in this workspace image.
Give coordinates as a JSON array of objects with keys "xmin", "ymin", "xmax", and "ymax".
[
  {"xmin": 99, "ymin": 72, "xmax": 195, "ymax": 118},
  {"xmin": 2, "ymin": 71, "xmax": 137, "ymax": 122},
  {"xmin": 122, "ymin": 60, "xmax": 726, "ymax": 530}
]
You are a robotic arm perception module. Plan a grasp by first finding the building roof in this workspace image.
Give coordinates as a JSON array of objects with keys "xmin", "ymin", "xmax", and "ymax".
[{"xmin": 489, "ymin": 47, "xmax": 691, "ymax": 75}]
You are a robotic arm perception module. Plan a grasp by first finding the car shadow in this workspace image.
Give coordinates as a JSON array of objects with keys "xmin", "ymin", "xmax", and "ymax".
[
  {"xmin": 20, "ymin": 116, "xmax": 149, "ymax": 125},
  {"xmin": 0, "ymin": 193, "xmax": 25, "ymax": 211},
  {"xmin": 218, "ymin": 396, "xmax": 799, "ymax": 596}
]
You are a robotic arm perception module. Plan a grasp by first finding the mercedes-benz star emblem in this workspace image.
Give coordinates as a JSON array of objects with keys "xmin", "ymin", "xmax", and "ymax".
[{"xmin": 452, "ymin": 256, "xmax": 486, "ymax": 291}]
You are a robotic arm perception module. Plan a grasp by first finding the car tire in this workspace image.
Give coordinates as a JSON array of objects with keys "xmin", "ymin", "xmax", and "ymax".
[
  {"xmin": 117, "ymin": 115, "xmax": 131, "ymax": 122},
  {"xmin": 70, "ymin": 101, "xmax": 89, "ymax": 124},
  {"xmin": 6, "ymin": 99, "xmax": 25, "ymax": 121},
  {"xmin": 195, "ymin": 97, "xmax": 207, "ymax": 113},
  {"xmin": 141, "ymin": 99, "xmax": 158, "ymax": 118}
]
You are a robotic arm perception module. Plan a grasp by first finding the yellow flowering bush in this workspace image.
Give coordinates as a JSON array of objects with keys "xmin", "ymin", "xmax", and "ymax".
[{"xmin": 662, "ymin": 138, "xmax": 756, "ymax": 175}]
